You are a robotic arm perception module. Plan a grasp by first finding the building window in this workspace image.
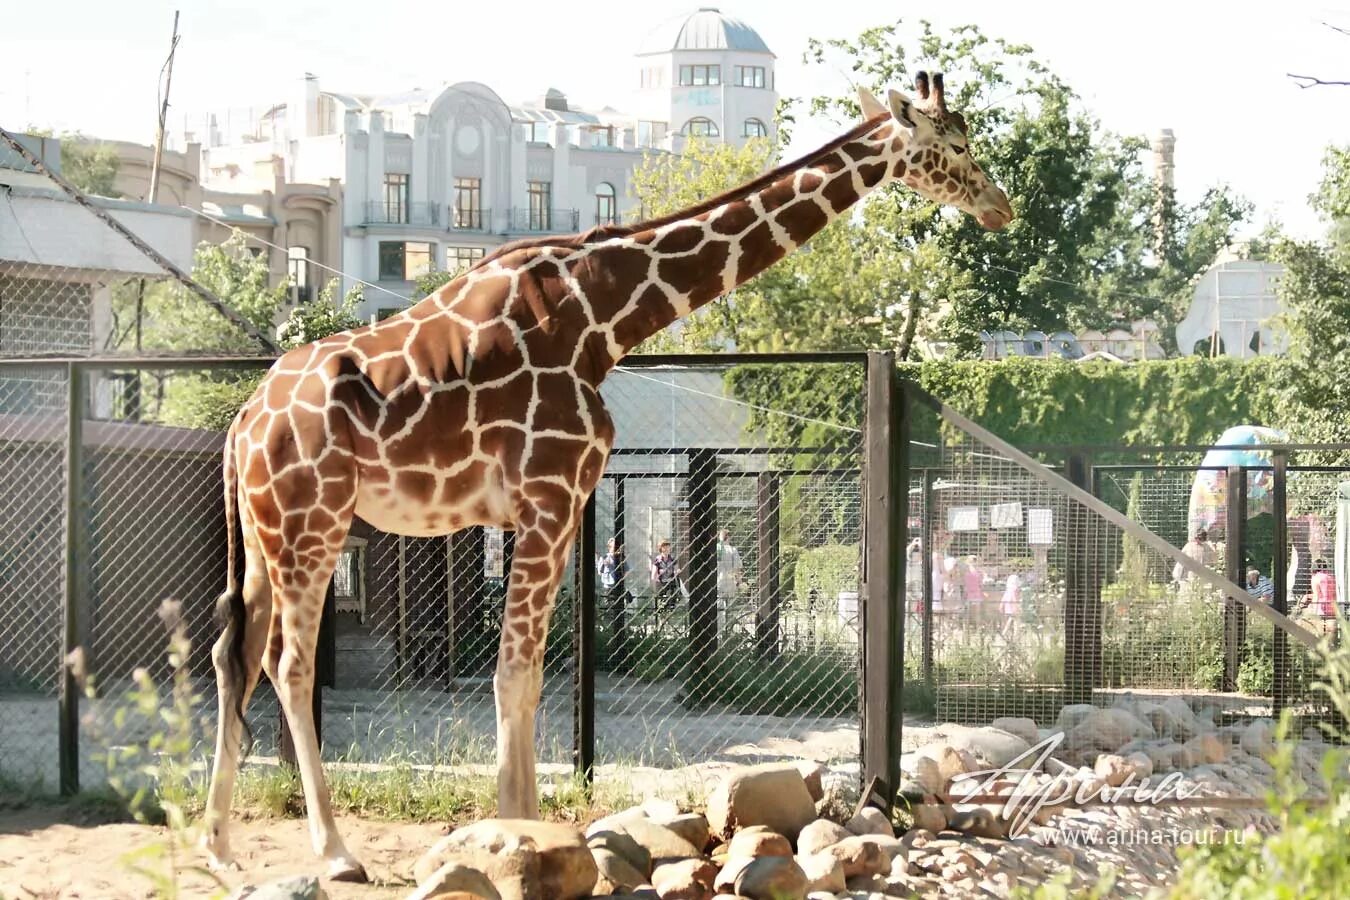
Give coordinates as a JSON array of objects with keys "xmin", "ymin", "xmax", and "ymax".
[
  {"xmin": 595, "ymin": 183, "xmax": 617, "ymax": 225},
  {"xmin": 528, "ymin": 181, "xmax": 552, "ymax": 230},
  {"xmin": 637, "ymin": 120, "xmax": 668, "ymax": 148},
  {"xmin": 454, "ymin": 177, "xmax": 482, "ymax": 229},
  {"xmin": 449, "ymin": 246, "xmax": 485, "ymax": 271},
  {"xmin": 378, "ymin": 241, "xmax": 433, "ymax": 281},
  {"xmin": 640, "ymin": 66, "xmax": 666, "ymax": 89},
  {"xmin": 682, "ymin": 117, "xmax": 720, "ymax": 138},
  {"xmin": 582, "ymin": 125, "xmax": 615, "ymax": 148},
  {"xmin": 523, "ymin": 121, "xmax": 550, "ymax": 143},
  {"xmin": 678, "ymin": 64, "xmax": 721, "ymax": 86},
  {"xmin": 736, "ymin": 66, "xmax": 767, "ymax": 88},
  {"xmin": 743, "ymin": 118, "xmax": 769, "ymax": 139},
  {"xmin": 383, "ymin": 173, "xmax": 410, "ymax": 223},
  {"xmin": 377, "ymin": 306, "xmax": 406, "ymax": 320},
  {"xmin": 287, "ymin": 246, "xmax": 311, "ymax": 303}
]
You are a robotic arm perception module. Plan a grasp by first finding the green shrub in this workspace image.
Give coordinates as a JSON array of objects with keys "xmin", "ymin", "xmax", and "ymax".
[{"xmin": 793, "ymin": 544, "xmax": 860, "ymax": 608}]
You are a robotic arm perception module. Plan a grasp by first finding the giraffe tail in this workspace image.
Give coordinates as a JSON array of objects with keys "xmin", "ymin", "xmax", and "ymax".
[{"xmin": 214, "ymin": 417, "xmax": 253, "ymax": 755}]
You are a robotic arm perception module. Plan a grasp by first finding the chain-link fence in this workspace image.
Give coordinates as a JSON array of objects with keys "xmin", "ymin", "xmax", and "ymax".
[{"xmin": 907, "ymin": 386, "xmax": 1344, "ymax": 771}]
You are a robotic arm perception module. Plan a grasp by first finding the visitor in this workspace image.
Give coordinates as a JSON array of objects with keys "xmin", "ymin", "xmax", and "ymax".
[
  {"xmin": 597, "ymin": 537, "xmax": 632, "ymax": 672},
  {"xmin": 650, "ymin": 539, "xmax": 680, "ymax": 610},
  {"xmin": 1311, "ymin": 559, "xmax": 1337, "ymax": 618},
  {"xmin": 1174, "ymin": 527, "xmax": 1217, "ymax": 582},
  {"xmin": 716, "ymin": 529, "xmax": 743, "ymax": 603},
  {"xmin": 1001, "ymin": 571, "xmax": 1023, "ymax": 621},
  {"xmin": 1246, "ymin": 567, "xmax": 1274, "ymax": 602},
  {"xmin": 597, "ymin": 537, "xmax": 628, "ymax": 596}
]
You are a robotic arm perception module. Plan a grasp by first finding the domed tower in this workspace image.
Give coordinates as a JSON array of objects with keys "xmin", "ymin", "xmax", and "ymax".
[{"xmin": 633, "ymin": 7, "xmax": 777, "ymax": 150}]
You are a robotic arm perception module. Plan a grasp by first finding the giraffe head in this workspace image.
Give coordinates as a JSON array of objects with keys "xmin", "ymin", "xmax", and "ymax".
[{"xmin": 859, "ymin": 71, "xmax": 1013, "ymax": 230}]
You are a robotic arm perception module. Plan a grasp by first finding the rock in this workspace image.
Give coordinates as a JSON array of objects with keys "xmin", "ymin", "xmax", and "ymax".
[
  {"xmin": 1067, "ymin": 708, "xmax": 1155, "ymax": 752},
  {"xmin": 651, "ymin": 858, "xmax": 718, "ymax": 900},
  {"xmin": 1181, "ymin": 733, "xmax": 1222, "ymax": 765},
  {"xmin": 796, "ymin": 818, "xmax": 853, "ymax": 856},
  {"xmin": 589, "ymin": 830, "xmax": 653, "ymax": 878},
  {"xmin": 405, "ymin": 863, "xmax": 501, "ymax": 900},
  {"xmin": 1094, "ymin": 754, "xmax": 1133, "ymax": 788},
  {"xmin": 591, "ymin": 848, "xmax": 649, "ymax": 895},
  {"xmin": 586, "ymin": 806, "xmax": 651, "ymax": 838},
  {"xmin": 614, "ymin": 818, "xmax": 704, "ymax": 865},
  {"xmin": 820, "ymin": 836, "xmax": 888, "ymax": 878},
  {"xmin": 733, "ymin": 856, "xmax": 809, "ymax": 900},
  {"xmin": 990, "ymin": 717, "xmax": 1041, "ymax": 747},
  {"xmin": 795, "ymin": 854, "xmax": 846, "ymax": 893},
  {"xmin": 910, "ymin": 799, "xmax": 947, "ymax": 833},
  {"xmin": 912, "ymin": 743, "xmax": 974, "ymax": 795},
  {"xmin": 1125, "ymin": 751, "xmax": 1155, "ymax": 781},
  {"xmin": 1157, "ymin": 697, "xmax": 1202, "ymax": 740},
  {"xmin": 909, "ymin": 755, "xmax": 944, "ymax": 796},
  {"xmin": 845, "ymin": 806, "xmax": 894, "ymax": 838},
  {"xmin": 707, "ymin": 764, "xmax": 818, "ymax": 842},
  {"xmin": 793, "ymin": 761, "xmax": 828, "ymax": 802},
  {"xmin": 416, "ymin": 820, "xmax": 595, "ymax": 900},
  {"xmin": 932, "ymin": 723, "xmax": 1035, "ymax": 768},
  {"xmin": 1056, "ymin": 703, "xmax": 1099, "ymax": 732},
  {"xmin": 728, "ymin": 826, "xmax": 794, "ymax": 860},
  {"xmin": 231, "ymin": 877, "xmax": 328, "ymax": 900},
  {"xmin": 1241, "ymin": 721, "xmax": 1277, "ymax": 757},
  {"xmin": 947, "ymin": 806, "xmax": 1008, "ymax": 839},
  {"xmin": 657, "ymin": 813, "xmax": 712, "ymax": 855}
]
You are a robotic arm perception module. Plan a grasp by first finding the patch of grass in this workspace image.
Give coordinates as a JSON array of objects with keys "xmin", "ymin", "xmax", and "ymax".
[{"xmin": 681, "ymin": 644, "xmax": 858, "ymax": 717}]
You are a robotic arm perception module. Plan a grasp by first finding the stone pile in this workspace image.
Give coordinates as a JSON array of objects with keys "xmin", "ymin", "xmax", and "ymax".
[{"xmin": 237, "ymin": 697, "xmax": 1343, "ymax": 899}]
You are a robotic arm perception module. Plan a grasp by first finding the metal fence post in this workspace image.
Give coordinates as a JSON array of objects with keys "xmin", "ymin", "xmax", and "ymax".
[
  {"xmin": 755, "ymin": 471, "xmax": 782, "ymax": 660},
  {"xmin": 1064, "ymin": 453, "xmax": 1101, "ymax": 705},
  {"xmin": 687, "ymin": 448, "xmax": 719, "ymax": 678},
  {"xmin": 861, "ymin": 352, "xmax": 904, "ymax": 805},
  {"xmin": 59, "ymin": 362, "xmax": 85, "ymax": 796},
  {"xmin": 609, "ymin": 475, "xmax": 631, "ymax": 674},
  {"xmin": 1224, "ymin": 465, "xmax": 1248, "ymax": 692},
  {"xmin": 575, "ymin": 494, "xmax": 597, "ymax": 785},
  {"xmin": 1272, "ymin": 451, "xmax": 1289, "ymax": 716},
  {"xmin": 921, "ymin": 467, "xmax": 936, "ymax": 694}
]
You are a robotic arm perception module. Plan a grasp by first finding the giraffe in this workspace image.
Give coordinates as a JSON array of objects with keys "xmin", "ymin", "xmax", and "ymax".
[{"xmin": 201, "ymin": 71, "xmax": 1012, "ymax": 881}]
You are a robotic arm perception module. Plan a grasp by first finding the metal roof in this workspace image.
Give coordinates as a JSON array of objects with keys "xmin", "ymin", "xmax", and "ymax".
[{"xmin": 638, "ymin": 8, "xmax": 773, "ymax": 56}]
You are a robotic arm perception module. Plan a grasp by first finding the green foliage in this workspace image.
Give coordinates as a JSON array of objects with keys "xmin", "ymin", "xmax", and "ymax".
[
  {"xmin": 25, "ymin": 127, "xmax": 120, "ymax": 196},
  {"xmin": 1099, "ymin": 582, "xmax": 1225, "ymax": 690},
  {"xmin": 71, "ymin": 600, "xmax": 224, "ymax": 898},
  {"xmin": 1169, "ymin": 624, "xmax": 1350, "ymax": 899},
  {"xmin": 793, "ymin": 544, "xmax": 861, "ymax": 606},
  {"xmin": 277, "ymin": 279, "xmax": 364, "ymax": 349},
  {"xmin": 414, "ymin": 269, "xmax": 458, "ymax": 298},
  {"xmin": 725, "ymin": 356, "xmax": 1290, "ymax": 458},
  {"xmin": 681, "ymin": 644, "xmax": 858, "ymax": 716}
]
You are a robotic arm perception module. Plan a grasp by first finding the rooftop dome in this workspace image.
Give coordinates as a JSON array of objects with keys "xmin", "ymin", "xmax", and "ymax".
[{"xmin": 638, "ymin": 8, "xmax": 773, "ymax": 57}]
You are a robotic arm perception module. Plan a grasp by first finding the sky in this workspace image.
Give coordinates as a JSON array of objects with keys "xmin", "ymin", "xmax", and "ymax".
[{"xmin": 3, "ymin": 0, "xmax": 1348, "ymax": 239}]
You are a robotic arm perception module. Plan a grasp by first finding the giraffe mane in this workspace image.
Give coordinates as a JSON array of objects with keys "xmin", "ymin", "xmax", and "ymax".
[{"xmin": 470, "ymin": 114, "xmax": 888, "ymax": 272}]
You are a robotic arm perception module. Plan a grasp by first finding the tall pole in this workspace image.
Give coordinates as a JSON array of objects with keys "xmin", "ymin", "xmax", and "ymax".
[{"xmin": 148, "ymin": 11, "xmax": 181, "ymax": 207}]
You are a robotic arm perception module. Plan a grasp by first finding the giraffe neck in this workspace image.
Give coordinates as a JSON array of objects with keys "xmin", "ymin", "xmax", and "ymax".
[{"xmin": 581, "ymin": 116, "xmax": 907, "ymax": 360}]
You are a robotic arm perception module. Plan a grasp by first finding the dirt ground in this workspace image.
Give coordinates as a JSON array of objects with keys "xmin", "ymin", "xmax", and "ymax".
[{"xmin": 0, "ymin": 806, "xmax": 434, "ymax": 899}]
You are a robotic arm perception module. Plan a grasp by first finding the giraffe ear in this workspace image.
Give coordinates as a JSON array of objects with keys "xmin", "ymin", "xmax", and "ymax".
[
  {"xmin": 887, "ymin": 90, "xmax": 918, "ymax": 128},
  {"xmin": 857, "ymin": 87, "xmax": 888, "ymax": 120}
]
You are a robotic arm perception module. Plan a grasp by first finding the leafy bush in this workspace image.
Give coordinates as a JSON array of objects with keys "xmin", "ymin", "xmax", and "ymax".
[
  {"xmin": 680, "ymin": 643, "xmax": 858, "ymax": 717},
  {"xmin": 793, "ymin": 544, "xmax": 860, "ymax": 608}
]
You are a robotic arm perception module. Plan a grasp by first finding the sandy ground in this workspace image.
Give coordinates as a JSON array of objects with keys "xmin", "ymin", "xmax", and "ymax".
[{"xmin": 0, "ymin": 806, "xmax": 431, "ymax": 899}]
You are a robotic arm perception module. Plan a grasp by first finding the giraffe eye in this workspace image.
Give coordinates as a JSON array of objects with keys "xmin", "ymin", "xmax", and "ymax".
[{"xmin": 953, "ymin": 145, "xmax": 967, "ymax": 155}]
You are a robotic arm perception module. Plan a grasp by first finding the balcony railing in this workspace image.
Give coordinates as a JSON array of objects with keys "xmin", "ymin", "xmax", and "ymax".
[
  {"xmin": 450, "ymin": 207, "xmax": 492, "ymax": 232},
  {"xmin": 506, "ymin": 207, "xmax": 580, "ymax": 234},
  {"xmin": 593, "ymin": 213, "xmax": 623, "ymax": 228},
  {"xmin": 365, "ymin": 201, "xmax": 440, "ymax": 226}
]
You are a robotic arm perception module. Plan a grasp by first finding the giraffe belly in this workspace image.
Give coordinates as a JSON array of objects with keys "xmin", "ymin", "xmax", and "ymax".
[{"xmin": 353, "ymin": 466, "xmax": 512, "ymax": 538}]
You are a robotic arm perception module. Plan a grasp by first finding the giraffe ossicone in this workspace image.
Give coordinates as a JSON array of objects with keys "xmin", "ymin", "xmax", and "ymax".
[{"xmin": 200, "ymin": 71, "xmax": 1012, "ymax": 881}]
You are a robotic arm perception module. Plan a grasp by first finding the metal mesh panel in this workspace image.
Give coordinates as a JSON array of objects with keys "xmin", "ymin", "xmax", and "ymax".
[
  {"xmin": 589, "ymin": 363, "xmax": 865, "ymax": 783},
  {"xmin": 0, "ymin": 366, "xmax": 67, "ymax": 789},
  {"xmin": 908, "ymin": 394, "xmax": 1342, "ymax": 776}
]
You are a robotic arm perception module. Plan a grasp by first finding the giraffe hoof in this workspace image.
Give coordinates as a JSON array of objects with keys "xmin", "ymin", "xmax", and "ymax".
[{"xmin": 326, "ymin": 858, "xmax": 369, "ymax": 883}]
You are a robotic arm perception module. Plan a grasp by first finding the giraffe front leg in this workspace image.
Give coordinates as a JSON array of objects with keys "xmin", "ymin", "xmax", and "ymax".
[{"xmin": 494, "ymin": 523, "xmax": 575, "ymax": 819}]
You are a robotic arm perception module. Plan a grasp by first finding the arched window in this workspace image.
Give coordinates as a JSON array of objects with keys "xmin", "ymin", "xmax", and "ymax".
[
  {"xmin": 595, "ymin": 182, "xmax": 617, "ymax": 226},
  {"xmin": 743, "ymin": 118, "xmax": 769, "ymax": 139},
  {"xmin": 682, "ymin": 117, "xmax": 719, "ymax": 138}
]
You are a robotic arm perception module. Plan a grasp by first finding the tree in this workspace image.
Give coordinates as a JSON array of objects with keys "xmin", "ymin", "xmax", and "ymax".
[
  {"xmin": 797, "ymin": 20, "xmax": 1251, "ymax": 355},
  {"xmin": 1288, "ymin": 21, "xmax": 1350, "ymax": 88},
  {"xmin": 24, "ymin": 127, "xmax": 120, "ymax": 197},
  {"xmin": 1267, "ymin": 144, "xmax": 1350, "ymax": 445}
]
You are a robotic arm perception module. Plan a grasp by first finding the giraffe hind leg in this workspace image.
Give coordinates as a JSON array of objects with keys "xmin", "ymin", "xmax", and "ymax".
[
  {"xmin": 264, "ymin": 520, "xmax": 368, "ymax": 882},
  {"xmin": 202, "ymin": 527, "xmax": 270, "ymax": 869}
]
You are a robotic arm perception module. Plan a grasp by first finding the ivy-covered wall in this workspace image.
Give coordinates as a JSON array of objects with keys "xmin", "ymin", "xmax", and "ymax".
[{"xmin": 724, "ymin": 356, "xmax": 1292, "ymax": 454}]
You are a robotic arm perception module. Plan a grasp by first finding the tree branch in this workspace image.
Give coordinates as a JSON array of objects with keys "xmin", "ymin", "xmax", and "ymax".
[
  {"xmin": 1288, "ymin": 73, "xmax": 1350, "ymax": 88},
  {"xmin": 1324, "ymin": 21, "xmax": 1350, "ymax": 39}
]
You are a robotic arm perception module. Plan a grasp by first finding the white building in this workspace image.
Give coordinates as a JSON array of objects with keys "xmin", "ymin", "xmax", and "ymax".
[{"xmin": 182, "ymin": 8, "xmax": 777, "ymax": 322}]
